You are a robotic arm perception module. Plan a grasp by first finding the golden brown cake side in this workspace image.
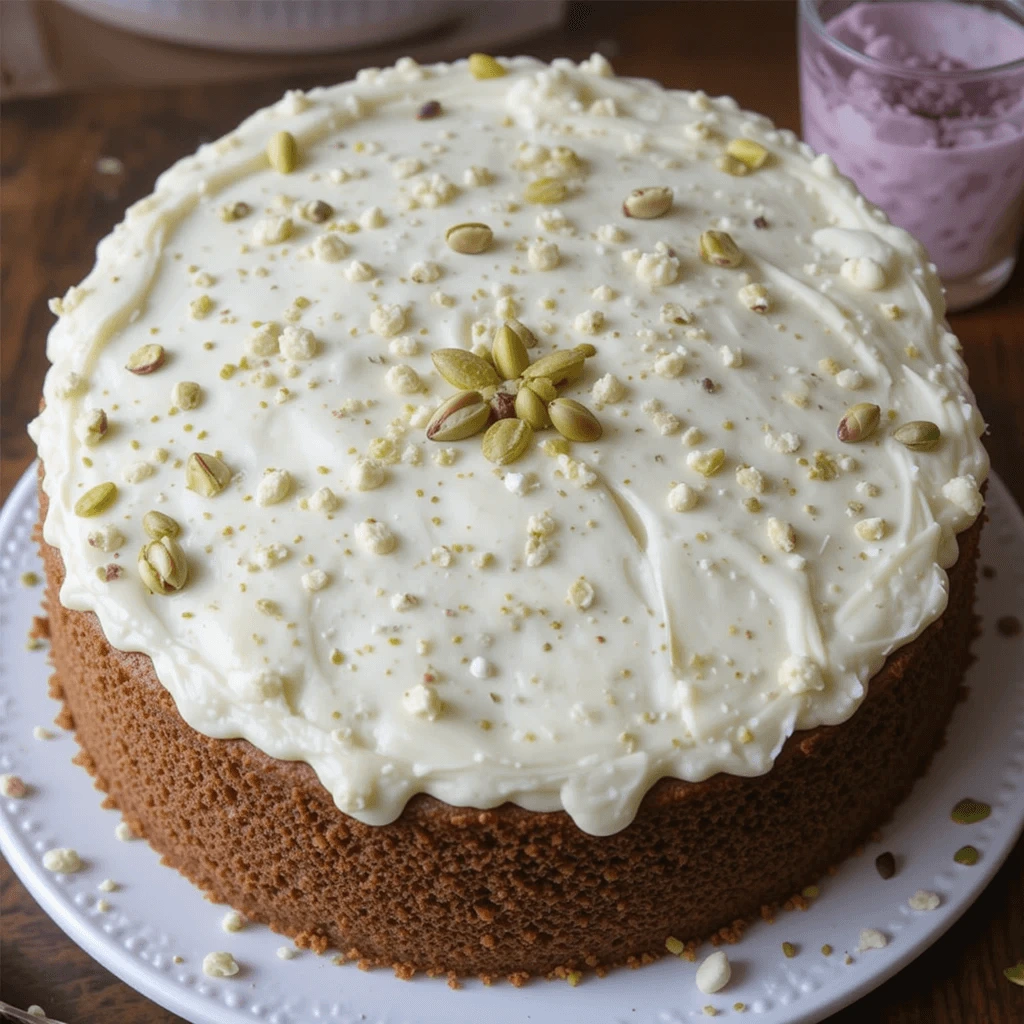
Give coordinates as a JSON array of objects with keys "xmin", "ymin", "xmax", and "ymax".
[{"xmin": 39, "ymin": 484, "xmax": 982, "ymax": 980}]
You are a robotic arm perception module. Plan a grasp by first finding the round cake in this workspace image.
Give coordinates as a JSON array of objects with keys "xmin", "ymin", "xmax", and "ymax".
[{"xmin": 31, "ymin": 54, "xmax": 989, "ymax": 981}]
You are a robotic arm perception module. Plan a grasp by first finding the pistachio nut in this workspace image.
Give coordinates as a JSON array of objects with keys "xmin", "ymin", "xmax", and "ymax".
[
  {"xmin": 837, "ymin": 403, "xmax": 881, "ymax": 444},
  {"xmin": 524, "ymin": 177, "xmax": 568, "ymax": 205},
  {"xmin": 490, "ymin": 391, "xmax": 517, "ymax": 421},
  {"xmin": 267, "ymin": 130, "xmax": 298, "ymax": 174},
  {"xmin": 526, "ymin": 376, "xmax": 558, "ymax": 402},
  {"xmin": 416, "ymin": 100, "xmax": 442, "ymax": 120},
  {"xmin": 548, "ymin": 398, "xmax": 603, "ymax": 442},
  {"xmin": 492, "ymin": 322, "xmax": 531, "ymax": 380},
  {"xmin": 126, "ymin": 343, "xmax": 166, "ymax": 375},
  {"xmin": 74, "ymin": 481, "xmax": 117, "ymax": 518},
  {"xmin": 432, "ymin": 348, "xmax": 500, "ymax": 390},
  {"xmin": 542, "ymin": 436, "xmax": 571, "ymax": 457},
  {"xmin": 893, "ymin": 420, "xmax": 941, "ymax": 451},
  {"xmin": 445, "ymin": 222, "xmax": 493, "ymax": 255},
  {"xmin": 522, "ymin": 348, "xmax": 585, "ymax": 388},
  {"xmin": 143, "ymin": 510, "xmax": 181, "ymax": 540},
  {"xmin": 574, "ymin": 343, "xmax": 597, "ymax": 358},
  {"xmin": 550, "ymin": 146, "xmax": 583, "ymax": 170},
  {"xmin": 301, "ymin": 199, "xmax": 333, "ymax": 223},
  {"xmin": 171, "ymin": 381, "xmax": 201, "ymax": 410},
  {"xmin": 468, "ymin": 53, "xmax": 506, "ymax": 80},
  {"xmin": 138, "ymin": 536, "xmax": 188, "ymax": 595},
  {"xmin": 622, "ymin": 186, "xmax": 673, "ymax": 219},
  {"xmin": 514, "ymin": 385, "xmax": 550, "ymax": 430},
  {"xmin": 219, "ymin": 201, "xmax": 251, "ymax": 222},
  {"xmin": 700, "ymin": 230, "xmax": 743, "ymax": 268},
  {"xmin": 185, "ymin": 452, "xmax": 232, "ymax": 497},
  {"xmin": 716, "ymin": 154, "xmax": 749, "ymax": 177},
  {"xmin": 79, "ymin": 408, "xmax": 108, "ymax": 446},
  {"xmin": 726, "ymin": 137, "xmax": 769, "ymax": 170},
  {"xmin": 482, "ymin": 417, "xmax": 533, "ymax": 465},
  {"xmin": 425, "ymin": 391, "xmax": 490, "ymax": 442}
]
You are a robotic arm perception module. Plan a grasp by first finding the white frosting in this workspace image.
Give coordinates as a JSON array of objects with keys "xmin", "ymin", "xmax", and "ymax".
[{"xmin": 30, "ymin": 56, "xmax": 988, "ymax": 836}]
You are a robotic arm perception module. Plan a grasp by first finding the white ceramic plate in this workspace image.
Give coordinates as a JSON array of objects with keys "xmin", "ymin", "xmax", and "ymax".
[{"xmin": 2, "ymin": 463, "xmax": 1022, "ymax": 1024}]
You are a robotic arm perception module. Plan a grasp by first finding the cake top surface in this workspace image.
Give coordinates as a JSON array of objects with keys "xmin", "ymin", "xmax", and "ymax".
[{"xmin": 31, "ymin": 54, "xmax": 988, "ymax": 835}]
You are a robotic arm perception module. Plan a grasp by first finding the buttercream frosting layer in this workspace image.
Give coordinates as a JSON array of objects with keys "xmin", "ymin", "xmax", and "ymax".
[{"xmin": 31, "ymin": 55, "xmax": 988, "ymax": 835}]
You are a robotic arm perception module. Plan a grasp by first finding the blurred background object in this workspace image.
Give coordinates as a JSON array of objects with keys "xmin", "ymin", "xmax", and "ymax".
[
  {"xmin": 799, "ymin": 0, "xmax": 1024, "ymax": 310},
  {"xmin": 0, "ymin": 0, "xmax": 566, "ymax": 97}
]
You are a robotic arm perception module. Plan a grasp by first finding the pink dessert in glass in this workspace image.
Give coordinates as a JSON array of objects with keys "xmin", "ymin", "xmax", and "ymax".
[{"xmin": 800, "ymin": 0, "xmax": 1024, "ymax": 309}]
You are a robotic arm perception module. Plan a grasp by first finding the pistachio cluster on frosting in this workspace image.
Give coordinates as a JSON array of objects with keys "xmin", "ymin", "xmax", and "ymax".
[{"xmin": 31, "ymin": 53, "xmax": 987, "ymax": 835}]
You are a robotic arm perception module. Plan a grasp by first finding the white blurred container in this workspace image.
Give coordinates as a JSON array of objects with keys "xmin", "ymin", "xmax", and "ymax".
[{"xmin": 58, "ymin": 0, "xmax": 564, "ymax": 55}]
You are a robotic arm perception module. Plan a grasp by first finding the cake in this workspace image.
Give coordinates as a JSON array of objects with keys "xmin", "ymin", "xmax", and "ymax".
[{"xmin": 30, "ymin": 54, "xmax": 989, "ymax": 981}]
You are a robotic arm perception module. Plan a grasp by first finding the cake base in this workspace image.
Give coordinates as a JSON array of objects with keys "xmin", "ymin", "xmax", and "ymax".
[{"xmin": 38, "ymin": 485, "xmax": 982, "ymax": 981}]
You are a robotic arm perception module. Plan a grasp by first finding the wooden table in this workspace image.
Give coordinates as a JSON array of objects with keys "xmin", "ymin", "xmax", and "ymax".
[{"xmin": 2, "ymin": 3, "xmax": 1021, "ymax": 1021}]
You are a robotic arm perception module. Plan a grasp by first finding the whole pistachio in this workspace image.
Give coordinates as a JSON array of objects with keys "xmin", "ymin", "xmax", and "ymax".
[
  {"xmin": 138, "ymin": 536, "xmax": 188, "ymax": 595},
  {"xmin": 482, "ymin": 417, "xmax": 533, "ymax": 465},
  {"xmin": 492, "ymin": 322, "xmax": 531, "ymax": 380},
  {"xmin": 426, "ymin": 391, "xmax": 490, "ymax": 442},
  {"xmin": 185, "ymin": 452, "xmax": 232, "ymax": 497},
  {"xmin": 514, "ymin": 385, "xmax": 550, "ymax": 430},
  {"xmin": 468, "ymin": 53, "xmax": 507, "ymax": 80},
  {"xmin": 837, "ymin": 403, "xmax": 881, "ymax": 443},
  {"xmin": 623, "ymin": 186, "xmax": 673, "ymax": 219},
  {"xmin": 267, "ymin": 130, "xmax": 298, "ymax": 174},
  {"xmin": 522, "ymin": 348, "xmax": 585, "ymax": 388},
  {"xmin": 126, "ymin": 344, "xmax": 166, "ymax": 375},
  {"xmin": 524, "ymin": 177, "xmax": 568, "ymax": 205},
  {"xmin": 893, "ymin": 420, "xmax": 941, "ymax": 451},
  {"xmin": 548, "ymin": 398, "xmax": 602, "ymax": 442},
  {"xmin": 726, "ymin": 137, "xmax": 770, "ymax": 170},
  {"xmin": 74, "ymin": 482, "xmax": 117, "ymax": 518},
  {"xmin": 143, "ymin": 510, "xmax": 181, "ymax": 540},
  {"xmin": 431, "ymin": 348, "xmax": 500, "ymax": 390},
  {"xmin": 700, "ymin": 230, "xmax": 743, "ymax": 268},
  {"xmin": 445, "ymin": 222, "xmax": 493, "ymax": 255}
]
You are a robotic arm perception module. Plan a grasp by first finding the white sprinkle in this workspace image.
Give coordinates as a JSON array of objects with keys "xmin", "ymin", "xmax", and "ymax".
[
  {"xmin": 115, "ymin": 821, "xmax": 136, "ymax": 841},
  {"xmin": 202, "ymin": 951, "xmax": 240, "ymax": 977},
  {"xmin": 696, "ymin": 950, "xmax": 731, "ymax": 994},
  {"xmin": 222, "ymin": 910, "xmax": 245, "ymax": 933},
  {"xmin": 908, "ymin": 889, "xmax": 941, "ymax": 911},
  {"xmin": 301, "ymin": 569, "xmax": 329, "ymax": 593},
  {"xmin": 667, "ymin": 483, "xmax": 698, "ymax": 512},
  {"xmin": 43, "ymin": 847, "xmax": 83, "ymax": 873},
  {"xmin": 350, "ymin": 457, "xmax": 385, "ymax": 491},
  {"xmin": 256, "ymin": 468, "xmax": 292, "ymax": 506},
  {"xmin": 777, "ymin": 654, "xmax": 823, "ymax": 694},
  {"xmin": 355, "ymin": 520, "xmax": 396, "ymax": 555},
  {"xmin": 470, "ymin": 656, "xmax": 494, "ymax": 679},
  {"xmin": 857, "ymin": 928, "xmax": 888, "ymax": 952}
]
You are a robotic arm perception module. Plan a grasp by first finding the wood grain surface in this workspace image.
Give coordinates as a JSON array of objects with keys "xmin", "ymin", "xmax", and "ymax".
[{"xmin": 1, "ymin": 4, "xmax": 1021, "ymax": 1022}]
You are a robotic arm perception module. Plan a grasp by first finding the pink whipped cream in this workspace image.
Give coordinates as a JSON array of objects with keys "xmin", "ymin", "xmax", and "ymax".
[{"xmin": 800, "ymin": 1, "xmax": 1024, "ymax": 300}]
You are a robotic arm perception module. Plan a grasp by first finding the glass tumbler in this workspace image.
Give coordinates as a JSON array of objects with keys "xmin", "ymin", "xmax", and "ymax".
[{"xmin": 799, "ymin": 0, "xmax": 1024, "ymax": 310}]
